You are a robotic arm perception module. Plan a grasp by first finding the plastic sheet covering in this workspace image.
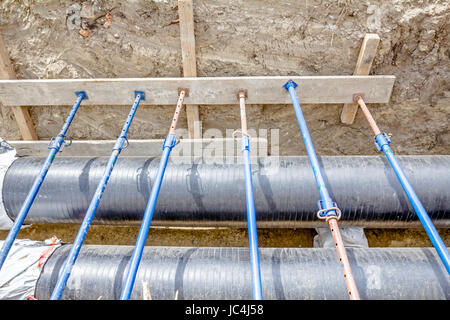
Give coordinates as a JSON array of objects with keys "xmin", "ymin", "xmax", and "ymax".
[
  {"xmin": 0, "ymin": 237, "xmax": 61, "ymax": 300},
  {"xmin": 0, "ymin": 139, "xmax": 16, "ymax": 230},
  {"xmin": 313, "ymin": 227, "xmax": 369, "ymax": 248},
  {"xmin": 4, "ymin": 156, "xmax": 450, "ymax": 227}
]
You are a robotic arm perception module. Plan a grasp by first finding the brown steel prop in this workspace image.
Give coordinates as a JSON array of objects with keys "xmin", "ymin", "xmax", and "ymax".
[
  {"xmin": 317, "ymin": 206, "xmax": 361, "ymax": 300},
  {"xmin": 354, "ymin": 94, "xmax": 381, "ymax": 136},
  {"xmin": 238, "ymin": 90, "xmax": 248, "ymax": 135},
  {"xmin": 169, "ymin": 88, "xmax": 188, "ymax": 135}
]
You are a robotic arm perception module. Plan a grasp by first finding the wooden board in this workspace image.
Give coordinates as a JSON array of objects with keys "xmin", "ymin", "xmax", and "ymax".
[
  {"xmin": 178, "ymin": 0, "xmax": 197, "ymax": 78},
  {"xmin": 10, "ymin": 138, "xmax": 268, "ymax": 157},
  {"xmin": 0, "ymin": 75, "xmax": 395, "ymax": 106},
  {"xmin": 341, "ymin": 34, "xmax": 381, "ymax": 124},
  {"xmin": 178, "ymin": 0, "xmax": 201, "ymax": 138},
  {"xmin": 0, "ymin": 35, "xmax": 38, "ymax": 140}
]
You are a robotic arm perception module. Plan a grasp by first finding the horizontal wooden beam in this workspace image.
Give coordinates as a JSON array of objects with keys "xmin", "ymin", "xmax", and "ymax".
[
  {"xmin": 9, "ymin": 138, "xmax": 268, "ymax": 157},
  {"xmin": 0, "ymin": 76, "xmax": 395, "ymax": 106}
]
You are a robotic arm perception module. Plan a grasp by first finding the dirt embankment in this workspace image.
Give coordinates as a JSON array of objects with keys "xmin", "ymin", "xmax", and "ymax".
[
  {"xmin": 0, "ymin": 224, "xmax": 448, "ymax": 248},
  {"xmin": 0, "ymin": 0, "xmax": 448, "ymax": 156}
]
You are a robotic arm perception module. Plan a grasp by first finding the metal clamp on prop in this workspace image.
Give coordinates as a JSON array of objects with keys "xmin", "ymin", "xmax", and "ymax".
[
  {"xmin": 48, "ymin": 135, "xmax": 72, "ymax": 152},
  {"xmin": 113, "ymin": 136, "xmax": 129, "ymax": 151},
  {"xmin": 163, "ymin": 134, "xmax": 178, "ymax": 150},
  {"xmin": 241, "ymin": 135, "xmax": 250, "ymax": 151},
  {"xmin": 232, "ymin": 129, "xmax": 250, "ymax": 139},
  {"xmin": 317, "ymin": 200, "xmax": 342, "ymax": 221},
  {"xmin": 374, "ymin": 132, "xmax": 391, "ymax": 151}
]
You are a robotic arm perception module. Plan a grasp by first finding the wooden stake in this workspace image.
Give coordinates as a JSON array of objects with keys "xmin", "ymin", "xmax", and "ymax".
[
  {"xmin": 0, "ymin": 35, "xmax": 38, "ymax": 140},
  {"xmin": 178, "ymin": 0, "xmax": 201, "ymax": 138},
  {"xmin": 340, "ymin": 34, "xmax": 380, "ymax": 125}
]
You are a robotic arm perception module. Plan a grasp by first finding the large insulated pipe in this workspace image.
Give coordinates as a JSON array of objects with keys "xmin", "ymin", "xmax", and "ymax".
[
  {"xmin": 35, "ymin": 245, "xmax": 449, "ymax": 300},
  {"xmin": 2, "ymin": 156, "xmax": 450, "ymax": 228}
]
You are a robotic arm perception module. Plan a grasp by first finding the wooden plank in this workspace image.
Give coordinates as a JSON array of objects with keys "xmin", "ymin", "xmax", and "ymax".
[
  {"xmin": 178, "ymin": 0, "xmax": 201, "ymax": 138},
  {"xmin": 9, "ymin": 138, "xmax": 268, "ymax": 157},
  {"xmin": 0, "ymin": 75, "xmax": 395, "ymax": 106},
  {"xmin": 0, "ymin": 35, "xmax": 38, "ymax": 140},
  {"xmin": 10, "ymin": 106, "xmax": 38, "ymax": 140},
  {"xmin": 178, "ymin": 0, "xmax": 197, "ymax": 78},
  {"xmin": 340, "ymin": 34, "xmax": 381, "ymax": 124}
]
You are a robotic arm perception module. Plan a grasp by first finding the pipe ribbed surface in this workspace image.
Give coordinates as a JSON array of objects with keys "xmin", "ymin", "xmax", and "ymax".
[
  {"xmin": 3, "ymin": 156, "xmax": 450, "ymax": 227},
  {"xmin": 35, "ymin": 245, "xmax": 450, "ymax": 300}
]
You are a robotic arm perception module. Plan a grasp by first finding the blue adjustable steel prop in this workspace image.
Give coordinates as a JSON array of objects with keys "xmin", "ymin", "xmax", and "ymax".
[
  {"xmin": 237, "ymin": 90, "xmax": 263, "ymax": 300},
  {"xmin": 284, "ymin": 80, "xmax": 360, "ymax": 300},
  {"xmin": 50, "ymin": 91, "xmax": 145, "ymax": 300},
  {"xmin": 120, "ymin": 89, "xmax": 187, "ymax": 300},
  {"xmin": 355, "ymin": 95, "xmax": 450, "ymax": 274},
  {"xmin": 0, "ymin": 91, "xmax": 87, "ymax": 271}
]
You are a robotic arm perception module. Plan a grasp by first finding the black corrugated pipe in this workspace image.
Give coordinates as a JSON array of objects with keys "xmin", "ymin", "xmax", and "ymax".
[
  {"xmin": 35, "ymin": 245, "xmax": 449, "ymax": 300},
  {"xmin": 3, "ymin": 156, "xmax": 450, "ymax": 228}
]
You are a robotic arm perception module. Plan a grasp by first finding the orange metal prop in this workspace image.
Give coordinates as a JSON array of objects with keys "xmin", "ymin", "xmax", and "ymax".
[
  {"xmin": 169, "ymin": 89, "xmax": 187, "ymax": 135},
  {"xmin": 327, "ymin": 217, "xmax": 361, "ymax": 300},
  {"xmin": 354, "ymin": 94, "xmax": 381, "ymax": 136},
  {"xmin": 238, "ymin": 90, "xmax": 248, "ymax": 135}
]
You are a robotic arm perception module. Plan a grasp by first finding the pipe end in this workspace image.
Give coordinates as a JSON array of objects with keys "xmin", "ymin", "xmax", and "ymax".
[
  {"xmin": 178, "ymin": 88, "xmax": 189, "ymax": 97},
  {"xmin": 283, "ymin": 80, "xmax": 298, "ymax": 91},
  {"xmin": 134, "ymin": 90, "xmax": 146, "ymax": 100},
  {"xmin": 75, "ymin": 91, "xmax": 88, "ymax": 100},
  {"xmin": 353, "ymin": 93, "xmax": 365, "ymax": 104},
  {"xmin": 237, "ymin": 89, "xmax": 247, "ymax": 100}
]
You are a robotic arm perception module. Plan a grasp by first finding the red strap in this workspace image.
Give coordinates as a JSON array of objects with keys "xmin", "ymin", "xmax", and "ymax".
[{"xmin": 37, "ymin": 236, "xmax": 58, "ymax": 269}]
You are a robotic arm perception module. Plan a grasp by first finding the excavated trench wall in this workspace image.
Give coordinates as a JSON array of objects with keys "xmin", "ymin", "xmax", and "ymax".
[
  {"xmin": 0, "ymin": 0, "xmax": 448, "ymax": 247},
  {"xmin": 0, "ymin": 0, "xmax": 449, "ymax": 155}
]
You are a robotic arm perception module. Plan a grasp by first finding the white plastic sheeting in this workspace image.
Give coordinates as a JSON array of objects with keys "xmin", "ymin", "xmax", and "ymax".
[
  {"xmin": 313, "ymin": 226, "xmax": 369, "ymax": 248},
  {"xmin": 0, "ymin": 237, "xmax": 61, "ymax": 300},
  {"xmin": 0, "ymin": 138, "xmax": 16, "ymax": 230}
]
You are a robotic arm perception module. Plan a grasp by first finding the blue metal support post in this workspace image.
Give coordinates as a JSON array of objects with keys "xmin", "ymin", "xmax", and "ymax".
[
  {"xmin": 50, "ymin": 91, "xmax": 145, "ymax": 300},
  {"xmin": 354, "ymin": 94, "xmax": 450, "ymax": 274},
  {"xmin": 238, "ymin": 90, "xmax": 263, "ymax": 300},
  {"xmin": 284, "ymin": 80, "xmax": 360, "ymax": 300},
  {"xmin": 120, "ymin": 89, "xmax": 187, "ymax": 300},
  {"xmin": 0, "ymin": 91, "xmax": 87, "ymax": 270}
]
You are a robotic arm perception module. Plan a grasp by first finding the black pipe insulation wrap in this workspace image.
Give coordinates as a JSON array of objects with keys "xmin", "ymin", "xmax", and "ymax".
[
  {"xmin": 35, "ymin": 245, "xmax": 450, "ymax": 300},
  {"xmin": 3, "ymin": 156, "xmax": 450, "ymax": 227}
]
